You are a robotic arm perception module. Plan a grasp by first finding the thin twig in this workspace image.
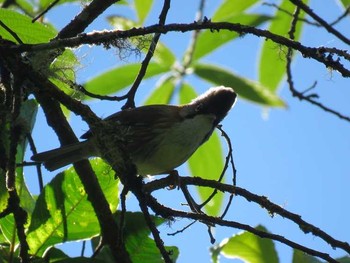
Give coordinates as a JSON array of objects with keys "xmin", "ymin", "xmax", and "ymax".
[
  {"xmin": 80, "ymin": 241, "xmax": 86, "ymax": 257},
  {"xmin": 329, "ymin": 5, "xmax": 350, "ymax": 26},
  {"xmin": 198, "ymin": 125, "xmax": 235, "ymax": 212},
  {"xmin": 56, "ymin": 0, "xmax": 120, "ymax": 39},
  {"xmin": 262, "ymin": 2, "xmax": 319, "ymax": 26},
  {"xmin": 144, "ymin": 176, "xmax": 350, "ymax": 255},
  {"xmin": 148, "ymin": 196, "xmax": 340, "ymax": 263},
  {"xmin": 32, "ymin": 0, "xmax": 60, "ymax": 23},
  {"xmin": 285, "ymin": 6, "xmax": 350, "ymax": 122},
  {"xmin": 77, "ymin": 83, "xmax": 127, "ymax": 101},
  {"xmin": 167, "ymin": 220, "xmax": 196, "ymax": 236},
  {"xmin": 185, "ymin": 177, "xmax": 350, "ymax": 255},
  {"xmin": 26, "ymin": 133, "xmax": 44, "ymax": 192},
  {"xmin": 219, "ymin": 124, "xmax": 238, "ymax": 220},
  {"xmin": 138, "ymin": 192, "xmax": 173, "ymax": 263},
  {"xmin": 119, "ymin": 185, "xmax": 129, "ymax": 245},
  {"xmin": 289, "ymin": 0, "xmax": 350, "ymax": 45},
  {"xmin": 0, "ymin": 21, "xmax": 23, "ymax": 44},
  {"xmin": 122, "ymin": 0, "xmax": 171, "ymax": 109}
]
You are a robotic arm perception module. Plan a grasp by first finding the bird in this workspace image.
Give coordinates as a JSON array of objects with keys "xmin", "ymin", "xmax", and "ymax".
[{"xmin": 31, "ymin": 86, "xmax": 237, "ymax": 176}]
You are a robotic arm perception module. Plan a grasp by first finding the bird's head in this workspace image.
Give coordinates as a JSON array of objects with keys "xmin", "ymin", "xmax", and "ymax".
[{"xmin": 181, "ymin": 86, "xmax": 237, "ymax": 125}]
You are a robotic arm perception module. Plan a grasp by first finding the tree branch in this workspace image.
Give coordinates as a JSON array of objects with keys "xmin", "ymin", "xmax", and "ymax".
[
  {"xmin": 147, "ymin": 195, "xmax": 340, "ymax": 263},
  {"xmin": 285, "ymin": 5, "xmax": 350, "ymax": 122},
  {"xmin": 11, "ymin": 21, "xmax": 350, "ymax": 77},
  {"xmin": 5, "ymin": 67, "xmax": 30, "ymax": 263},
  {"xmin": 0, "ymin": 47, "xmax": 131, "ymax": 262},
  {"xmin": 56, "ymin": 0, "xmax": 120, "ymax": 39},
  {"xmin": 144, "ymin": 176, "xmax": 350, "ymax": 255}
]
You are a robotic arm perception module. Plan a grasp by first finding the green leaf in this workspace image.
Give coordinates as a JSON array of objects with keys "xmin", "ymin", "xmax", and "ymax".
[
  {"xmin": 212, "ymin": 225, "xmax": 279, "ymax": 263},
  {"xmin": 0, "ymin": 215, "xmax": 17, "ymax": 245},
  {"xmin": 337, "ymin": 256, "xmax": 350, "ymax": 263},
  {"xmin": 17, "ymin": 100, "xmax": 38, "ymax": 214},
  {"xmin": 0, "ymin": 175, "xmax": 8, "ymax": 214},
  {"xmin": 144, "ymin": 75, "xmax": 176, "ymax": 105},
  {"xmin": 39, "ymin": 0, "xmax": 82, "ymax": 10},
  {"xmin": 0, "ymin": 95, "xmax": 11, "ymax": 213},
  {"xmin": 292, "ymin": 249, "xmax": 322, "ymax": 263},
  {"xmin": 134, "ymin": 0, "xmax": 154, "ymax": 24},
  {"xmin": 93, "ymin": 212, "xmax": 179, "ymax": 263},
  {"xmin": 259, "ymin": 0, "xmax": 308, "ymax": 91},
  {"xmin": 15, "ymin": 0, "xmax": 35, "ymax": 16},
  {"xmin": 53, "ymin": 258, "xmax": 105, "ymax": 263},
  {"xmin": 153, "ymin": 42, "xmax": 176, "ymax": 68},
  {"xmin": 45, "ymin": 247, "xmax": 105, "ymax": 263},
  {"xmin": 27, "ymin": 159, "xmax": 119, "ymax": 256},
  {"xmin": 212, "ymin": 0, "xmax": 259, "ymax": 20},
  {"xmin": 83, "ymin": 63, "xmax": 169, "ymax": 99},
  {"xmin": 339, "ymin": 0, "xmax": 350, "ymax": 8},
  {"xmin": 0, "ymin": 9, "xmax": 56, "ymax": 44},
  {"xmin": 178, "ymin": 82, "xmax": 197, "ymax": 105},
  {"xmin": 194, "ymin": 63, "xmax": 285, "ymax": 107},
  {"xmin": 0, "ymin": 100, "xmax": 37, "ymax": 248},
  {"xmin": 193, "ymin": 14, "xmax": 270, "ymax": 61},
  {"xmin": 179, "ymin": 83, "xmax": 224, "ymax": 216},
  {"xmin": 107, "ymin": 15, "xmax": 137, "ymax": 30},
  {"xmin": 49, "ymin": 49, "xmax": 79, "ymax": 95},
  {"xmin": 0, "ymin": 10, "xmax": 78, "ymax": 96}
]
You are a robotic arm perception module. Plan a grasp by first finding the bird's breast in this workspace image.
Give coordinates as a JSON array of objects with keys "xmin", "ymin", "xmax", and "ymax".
[{"xmin": 135, "ymin": 114, "xmax": 216, "ymax": 176}]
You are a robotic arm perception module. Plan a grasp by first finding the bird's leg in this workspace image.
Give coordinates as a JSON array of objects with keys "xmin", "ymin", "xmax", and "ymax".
[
  {"xmin": 168, "ymin": 170, "xmax": 203, "ymax": 214},
  {"xmin": 166, "ymin": 170, "xmax": 181, "ymax": 190}
]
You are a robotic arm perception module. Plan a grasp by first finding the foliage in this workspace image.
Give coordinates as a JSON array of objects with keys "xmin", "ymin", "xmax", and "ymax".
[{"xmin": 0, "ymin": 0, "xmax": 349, "ymax": 262}]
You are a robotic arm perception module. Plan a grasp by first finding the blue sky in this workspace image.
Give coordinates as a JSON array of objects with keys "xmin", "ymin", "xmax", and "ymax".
[{"xmin": 27, "ymin": 0, "xmax": 350, "ymax": 262}]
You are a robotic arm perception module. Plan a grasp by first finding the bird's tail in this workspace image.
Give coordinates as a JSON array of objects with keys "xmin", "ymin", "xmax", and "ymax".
[{"xmin": 31, "ymin": 141, "xmax": 94, "ymax": 171}]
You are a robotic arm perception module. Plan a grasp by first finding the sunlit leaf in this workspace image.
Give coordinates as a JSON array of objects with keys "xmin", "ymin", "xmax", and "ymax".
[
  {"xmin": 292, "ymin": 249, "xmax": 322, "ymax": 263},
  {"xmin": 15, "ymin": 0, "xmax": 35, "ymax": 16},
  {"xmin": 259, "ymin": 0, "xmax": 308, "ymax": 91},
  {"xmin": 134, "ymin": 0, "xmax": 154, "ymax": 24},
  {"xmin": 192, "ymin": 14, "xmax": 271, "ymax": 61},
  {"xmin": 107, "ymin": 15, "xmax": 137, "ymax": 30},
  {"xmin": 144, "ymin": 75, "xmax": 176, "ymax": 105},
  {"xmin": 212, "ymin": 0, "xmax": 259, "ymax": 20},
  {"xmin": 0, "ymin": 100, "xmax": 37, "ymax": 248},
  {"xmin": 0, "ymin": 9, "xmax": 56, "ymax": 44},
  {"xmin": 153, "ymin": 42, "xmax": 176, "ymax": 68},
  {"xmin": 179, "ymin": 83, "xmax": 225, "ymax": 216},
  {"xmin": 178, "ymin": 82, "xmax": 197, "ymax": 105},
  {"xmin": 194, "ymin": 63, "xmax": 285, "ymax": 107},
  {"xmin": 27, "ymin": 159, "xmax": 119, "ymax": 256},
  {"xmin": 16, "ymin": 100, "xmax": 38, "ymax": 214},
  {"xmin": 0, "ymin": 175, "xmax": 8, "ymax": 214},
  {"xmin": 123, "ymin": 212, "xmax": 179, "ymax": 263},
  {"xmin": 49, "ymin": 49, "xmax": 79, "ymax": 95},
  {"xmin": 339, "ymin": 0, "xmax": 350, "ymax": 8},
  {"xmin": 44, "ymin": 247, "xmax": 105, "ymax": 262},
  {"xmin": 39, "ymin": 0, "xmax": 84, "ymax": 10},
  {"xmin": 0, "ymin": 215, "xmax": 17, "ymax": 245},
  {"xmin": 337, "ymin": 256, "xmax": 350, "ymax": 263},
  {"xmin": 92, "ymin": 212, "xmax": 179, "ymax": 263},
  {"xmin": 211, "ymin": 225, "xmax": 278, "ymax": 263},
  {"xmin": 83, "ymin": 62, "xmax": 169, "ymax": 99}
]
